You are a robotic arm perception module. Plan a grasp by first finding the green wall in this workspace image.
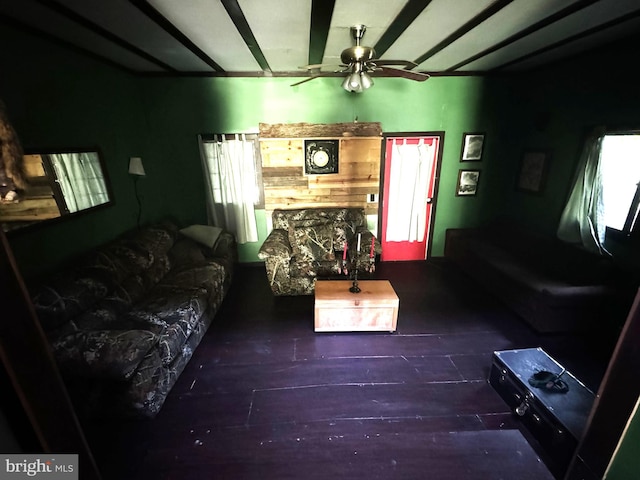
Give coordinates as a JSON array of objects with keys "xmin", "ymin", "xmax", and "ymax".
[
  {"xmin": 1, "ymin": 20, "xmax": 520, "ymax": 273},
  {"xmin": 136, "ymin": 73, "xmax": 516, "ymax": 262}
]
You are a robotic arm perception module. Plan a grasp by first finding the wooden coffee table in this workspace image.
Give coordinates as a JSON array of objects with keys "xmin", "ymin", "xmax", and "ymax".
[{"xmin": 314, "ymin": 280, "xmax": 399, "ymax": 332}]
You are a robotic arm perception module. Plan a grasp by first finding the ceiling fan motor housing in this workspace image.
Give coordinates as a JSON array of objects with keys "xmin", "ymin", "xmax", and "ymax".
[{"xmin": 341, "ymin": 45, "xmax": 375, "ymax": 65}]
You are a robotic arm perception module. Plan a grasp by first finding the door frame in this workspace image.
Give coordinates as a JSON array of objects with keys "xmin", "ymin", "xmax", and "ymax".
[{"xmin": 379, "ymin": 131, "xmax": 445, "ymax": 261}]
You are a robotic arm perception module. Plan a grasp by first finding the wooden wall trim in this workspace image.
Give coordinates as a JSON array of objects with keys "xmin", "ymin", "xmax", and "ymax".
[{"xmin": 259, "ymin": 122, "xmax": 382, "ymax": 138}]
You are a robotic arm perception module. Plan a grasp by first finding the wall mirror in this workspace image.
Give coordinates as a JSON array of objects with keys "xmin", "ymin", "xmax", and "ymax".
[{"xmin": 0, "ymin": 147, "xmax": 113, "ymax": 233}]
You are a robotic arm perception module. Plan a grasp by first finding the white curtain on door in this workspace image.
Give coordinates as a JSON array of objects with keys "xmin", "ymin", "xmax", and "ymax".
[
  {"xmin": 385, "ymin": 139, "xmax": 435, "ymax": 242},
  {"xmin": 49, "ymin": 152, "xmax": 109, "ymax": 213},
  {"xmin": 201, "ymin": 134, "xmax": 259, "ymax": 244}
]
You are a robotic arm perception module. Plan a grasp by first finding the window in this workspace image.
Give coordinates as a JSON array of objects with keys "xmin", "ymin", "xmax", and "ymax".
[
  {"xmin": 600, "ymin": 133, "xmax": 640, "ymax": 234},
  {"xmin": 197, "ymin": 133, "xmax": 263, "ymax": 244},
  {"xmin": 199, "ymin": 134, "xmax": 264, "ymax": 208}
]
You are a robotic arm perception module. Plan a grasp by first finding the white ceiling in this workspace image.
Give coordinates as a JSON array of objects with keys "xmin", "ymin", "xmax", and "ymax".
[{"xmin": 1, "ymin": 0, "xmax": 639, "ymax": 78}]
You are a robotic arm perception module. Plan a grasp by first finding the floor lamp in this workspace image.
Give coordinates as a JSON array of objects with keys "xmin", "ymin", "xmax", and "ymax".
[{"xmin": 128, "ymin": 157, "xmax": 145, "ymax": 228}]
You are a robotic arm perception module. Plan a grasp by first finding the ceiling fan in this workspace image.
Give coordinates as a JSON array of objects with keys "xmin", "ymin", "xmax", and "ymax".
[{"xmin": 293, "ymin": 24, "xmax": 430, "ymax": 92}]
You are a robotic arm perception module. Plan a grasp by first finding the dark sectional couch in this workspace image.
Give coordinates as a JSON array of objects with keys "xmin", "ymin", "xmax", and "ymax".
[
  {"xmin": 30, "ymin": 221, "xmax": 236, "ymax": 418},
  {"xmin": 445, "ymin": 222, "xmax": 636, "ymax": 333}
]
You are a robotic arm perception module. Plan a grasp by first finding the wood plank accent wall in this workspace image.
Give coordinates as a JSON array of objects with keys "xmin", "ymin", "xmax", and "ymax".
[{"xmin": 259, "ymin": 123, "xmax": 382, "ymax": 215}]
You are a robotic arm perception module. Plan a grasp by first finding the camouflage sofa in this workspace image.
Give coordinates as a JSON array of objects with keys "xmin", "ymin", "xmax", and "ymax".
[
  {"xmin": 258, "ymin": 208, "xmax": 381, "ymax": 295},
  {"xmin": 30, "ymin": 221, "xmax": 236, "ymax": 418}
]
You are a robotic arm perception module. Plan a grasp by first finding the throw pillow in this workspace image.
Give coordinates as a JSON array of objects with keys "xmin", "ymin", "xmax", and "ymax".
[
  {"xmin": 289, "ymin": 223, "xmax": 336, "ymax": 262},
  {"xmin": 180, "ymin": 224, "xmax": 223, "ymax": 248}
]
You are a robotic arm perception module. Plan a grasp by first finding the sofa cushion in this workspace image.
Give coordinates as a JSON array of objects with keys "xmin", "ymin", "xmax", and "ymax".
[
  {"xmin": 334, "ymin": 208, "xmax": 366, "ymax": 246},
  {"xmin": 32, "ymin": 272, "xmax": 112, "ymax": 331},
  {"xmin": 74, "ymin": 304, "xmax": 132, "ymax": 331},
  {"xmin": 160, "ymin": 262, "xmax": 226, "ymax": 298},
  {"xmin": 289, "ymin": 223, "xmax": 336, "ymax": 262},
  {"xmin": 130, "ymin": 288, "xmax": 208, "ymax": 366},
  {"xmin": 169, "ymin": 238, "xmax": 207, "ymax": 266},
  {"xmin": 130, "ymin": 225, "xmax": 176, "ymax": 259},
  {"xmin": 52, "ymin": 330, "xmax": 158, "ymax": 381},
  {"xmin": 290, "ymin": 259, "xmax": 341, "ymax": 278},
  {"xmin": 103, "ymin": 243, "xmax": 154, "ymax": 276}
]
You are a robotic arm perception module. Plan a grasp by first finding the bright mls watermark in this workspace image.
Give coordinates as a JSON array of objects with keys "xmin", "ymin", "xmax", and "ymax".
[{"xmin": 1, "ymin": 455, "xmax": 78, "ymax": 479}]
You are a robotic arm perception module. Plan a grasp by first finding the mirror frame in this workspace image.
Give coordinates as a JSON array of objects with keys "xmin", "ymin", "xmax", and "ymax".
[{"xmin": 2, "ymin": 146, "xmax": 114, "ymax": 235}]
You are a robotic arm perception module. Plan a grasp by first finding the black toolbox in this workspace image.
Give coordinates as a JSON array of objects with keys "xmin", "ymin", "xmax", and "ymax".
[{"xmin": 489, "ymin": 348, "xmax": 595, "ymax": 477}]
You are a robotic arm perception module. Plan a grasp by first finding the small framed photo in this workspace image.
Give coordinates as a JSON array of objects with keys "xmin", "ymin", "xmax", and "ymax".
[
  {"xmin": 456, "ymin": 169, "xmax": 480, "ymax": 196},
  {"xmin": 517, "ymin": 150, "xmax": 550, "ymax": 193},
  {"xmin": 461, "ymin": 133, "xmax": 485, "ymax": 161}
]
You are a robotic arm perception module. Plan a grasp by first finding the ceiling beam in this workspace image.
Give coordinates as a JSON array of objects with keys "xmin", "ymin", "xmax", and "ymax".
[
  {"xmin": 220, "ymin": 0, "xmax": 271, "ymax": 72},
  {"xmin": 493, "ymin": 7, "xmax": 640, "ymax": 72},
  {"xmin": 308, "ymin": 0, "xmax": 336, "ymax": 66},
  {"xmin": 130, "ymin": 0, "xmax": 224, "ymax": 72},
  {"xmin": 374, "ymin": 0, "xmax": 433, "ymax": 59},
  {"xmin": 413, "ymin": 0, "xmax": 514, "ymax": 68},
  {"xmin": 35, "ymin": 0, "xmax": 177, "ymax": 72},
  {"xmin": 0, "ymin": 14, "xmax": 136, "ymax": 75},
  {"xmin": 449, "ymin": 0, "xmax": 601, "ymax": 72}
]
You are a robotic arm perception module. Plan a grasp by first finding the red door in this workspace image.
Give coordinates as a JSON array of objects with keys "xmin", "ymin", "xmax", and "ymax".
[{"xmin": 381, "ymin": 136, "xmax": 440, "ymax": 261}]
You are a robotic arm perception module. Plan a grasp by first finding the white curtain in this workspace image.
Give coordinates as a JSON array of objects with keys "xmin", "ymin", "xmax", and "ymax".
[
  {"xmin": 557, "ymin": 128, "xmax": 609, "ymax": 255},
  {"xmin": 385, "ymin": 139, "xmax": 435, "ymax": 242},
  {"xmin": 200, "ymin": 134, "xmax": 259, "ymax": 244},
  {"xmin": 49, "ymin": 152, "xmax": 108, "ymax": 213}
]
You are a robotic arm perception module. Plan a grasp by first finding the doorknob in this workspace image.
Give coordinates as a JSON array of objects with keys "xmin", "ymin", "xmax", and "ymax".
[{"xmin": 426, "ymin": 197, "xmax": 433, "ymax": 204}]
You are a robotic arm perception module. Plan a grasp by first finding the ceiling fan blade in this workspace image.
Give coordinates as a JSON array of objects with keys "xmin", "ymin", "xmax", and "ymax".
[
  {"xmin": 290, "ymin": 76, "xmax": 323, "ymax": 87},
  {"xmin": 378, "ymin": 66, "xmax": 430, "ymax": 82},
  {"xmin": 298, "ymin": 63, "xmax": 346, "ymax": 71},
  {"xmin": 372, "ymin": 59, "xmax": 418, "ymax": 69}
]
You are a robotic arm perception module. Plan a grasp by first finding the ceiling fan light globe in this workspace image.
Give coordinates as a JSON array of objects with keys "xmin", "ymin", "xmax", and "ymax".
[
  {"xmin": 344, "ymin": 72, "xmax": 362, "ymax": 92},
  {"xmin": 361, "ymin": 72, "xmax": 374, "ymax": 90}
]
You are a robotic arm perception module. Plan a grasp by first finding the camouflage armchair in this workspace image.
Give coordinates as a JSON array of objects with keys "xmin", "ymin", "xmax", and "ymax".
[{"xmin": 258, "ymin": 208, "xmax": 381, "ymax": 295}]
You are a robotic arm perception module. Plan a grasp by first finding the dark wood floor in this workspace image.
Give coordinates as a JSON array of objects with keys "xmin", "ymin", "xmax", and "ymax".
[{"xmin": 84, "ymin": 260, "xmax": 610, "ymax": 480}]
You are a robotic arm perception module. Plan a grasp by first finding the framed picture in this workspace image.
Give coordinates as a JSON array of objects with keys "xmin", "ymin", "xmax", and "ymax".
[
  {"xmin": 517, "ymin": 150, "xmax": 550, "ymax": 193},
  {"xmin": 461, "ymin": 133, "xmax": 485, "ymax": 161},
  {"xmin": 456, "ymin": 169, "xmax": 480, "ymax": 196}
]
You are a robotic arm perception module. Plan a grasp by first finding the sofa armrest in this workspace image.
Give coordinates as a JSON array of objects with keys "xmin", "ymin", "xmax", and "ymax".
[
  {"xmin": 211, "ymin": 231, "xmax": 237, "ymax": 258},
  {"xmin": 258, "ymin": 229, "xmax": 292, "ymax": 259}
]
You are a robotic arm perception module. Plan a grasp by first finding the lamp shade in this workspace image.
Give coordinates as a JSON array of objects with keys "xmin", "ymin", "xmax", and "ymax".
[{"xmin": 128, "ymin": 157, "xmax": 146, "ymax": 176}]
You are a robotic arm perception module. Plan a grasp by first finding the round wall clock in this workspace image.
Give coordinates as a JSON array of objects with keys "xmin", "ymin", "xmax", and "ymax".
[
  {"xmin": 305, "ymin": 140, "xmax": 339, "ymax": 174},
  {"xmin": 312, "ymin": 149, "xmax": 330, "ymax": 167}
]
